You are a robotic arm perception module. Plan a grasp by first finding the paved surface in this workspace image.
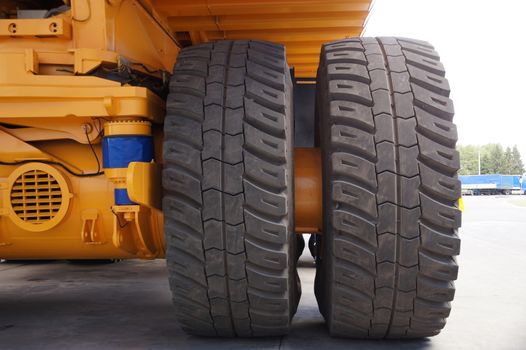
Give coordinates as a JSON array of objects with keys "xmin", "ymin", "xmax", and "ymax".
[{"xmin": 1, "ymin": 196, "xmax": 526, "ymax": 349}]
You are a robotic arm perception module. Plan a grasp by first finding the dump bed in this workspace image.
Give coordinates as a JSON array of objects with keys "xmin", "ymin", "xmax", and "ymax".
[
  {"xmin": 148, "ymin": 0, "xmax": 373, "ymax": 77},
  {"xmin": 0, "ymin": 0, "xmax": 372, "ymax": 78}
]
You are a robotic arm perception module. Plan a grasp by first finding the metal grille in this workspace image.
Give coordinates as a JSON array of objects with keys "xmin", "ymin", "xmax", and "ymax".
[{"xmin": 10, "ymin": 169, "xmax": 63, "ymax": 224}]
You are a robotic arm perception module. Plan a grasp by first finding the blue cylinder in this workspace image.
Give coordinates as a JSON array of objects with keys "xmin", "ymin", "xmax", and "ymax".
[
  {"xmin": 114, "ymin": 188, "xmax": 134, "ymax": 206},
  {"xmin": 102, "ymin": 136, "xmax": 154, "ymax": 169},
  {"xmin": 102, "ymin": 135, "xmax": 154, "ymax": 205}
]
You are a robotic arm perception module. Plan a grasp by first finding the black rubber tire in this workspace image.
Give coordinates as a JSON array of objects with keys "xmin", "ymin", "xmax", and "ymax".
[
  {"xmin": 162, "ymin": 40, "xmax": 300, "ymax": 337},
  {"xmin": 314, "ymin": 37, "xmax": 461, "ymax": 338}
]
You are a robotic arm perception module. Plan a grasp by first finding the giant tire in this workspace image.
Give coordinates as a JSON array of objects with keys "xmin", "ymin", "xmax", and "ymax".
[
  {"xmin": 162, "ymin": 40, "xmax": 300, "ymax": 337},
  {"xmin": 314, "ymin": 37, "xmax": 461, "ymax": 338}
]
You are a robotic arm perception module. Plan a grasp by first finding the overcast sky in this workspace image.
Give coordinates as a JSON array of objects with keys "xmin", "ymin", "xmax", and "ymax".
[{"xmin": 364, "ymin": 0, "xmax": 526, "ymax": 163}]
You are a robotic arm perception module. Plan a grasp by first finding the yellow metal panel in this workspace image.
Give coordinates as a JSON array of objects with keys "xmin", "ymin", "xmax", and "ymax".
[
  {"xmin": 154, "ymin": 0, "xmax": 371, "ymax": 16},
  {"xmin": 3, "ymin": 163, "xmax": 73, "ymax": 233},
  {"xmin": 0, "ymin": 18, "xmax": 71, "ymax": 38},
  {"xmin": 0, "ymin": 0, "xmax": 370, "ymax": 78},
  {"xmin": 0, "ymin": 86, "xmax": 164, "ymax": 120},
  {"xmin": 1, "ymin": 119, "xmax": 103, "ymax": 145},
  {"xmin": 153, "ymin": 0, "xmax": 372, "ymax": 78},
  {"xmin": 0, "ymin": 139, "xmax": 165, "ymax": 260},
  {"xmin": 0, "ymin": 0, "xmax": 180, "ymax": 73},
  {"xmin": 0, "ymin": 51, "xmax": 165, "ymax": 121},
  {"xmin": 111, "ymin": 0, "xmax": 180, "ymax": 73},
  {"xmin": 168, "ymin": 12, "xmax": 367, "ymax": 31},
  {"xmin": 0, "ymin": 129, "xmax": 51, "ymax": 162},
  {"xmin": 127, "ymin": 162, "xmax": 162, "ymax": 210},
  {"xmin": 72, "ymin": 48, "xmax": 119, "ymax": 74},
  {"xmin": 110, "ymin": 205, "xmax": 163, "ymax": 259},
  {"xmin": 103, "ymin": 119, "xmax": 152, "ymax": 136}
]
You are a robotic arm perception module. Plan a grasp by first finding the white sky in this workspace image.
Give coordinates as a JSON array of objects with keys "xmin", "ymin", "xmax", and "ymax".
[{"xmin": 364, "ymin": 0, "xmax": 526, "ymax": 163}]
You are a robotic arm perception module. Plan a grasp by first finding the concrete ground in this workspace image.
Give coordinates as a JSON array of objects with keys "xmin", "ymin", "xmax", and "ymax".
[{"xmin": 1, "ymin": 196, "xmax": 526, "ymax": 350}]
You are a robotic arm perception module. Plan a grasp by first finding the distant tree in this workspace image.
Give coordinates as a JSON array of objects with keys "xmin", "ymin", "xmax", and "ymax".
[
  {"xmin": 511, "ymin": 145, "xmax": 525, "ymax": 174},
  {"xmin": 480, "ymin": 144, "xmax": 504, "ymax": 174},
  {"xmin": 502, "ymin": 147, "xmax": 513, "ymax": 174},
  {"xmin": 458, "ymin": 145, "xmax": 480, "ymax": 175},
  {"xmin": 480, "ymin": 153, "xmax": 491, "ymax": 174},
  {"xmin": 457, "ymin": 144, "xmax": 524, "ymax": 175}
]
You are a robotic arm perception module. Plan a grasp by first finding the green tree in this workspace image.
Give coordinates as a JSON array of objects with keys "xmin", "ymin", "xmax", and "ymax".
[
  {"xmin": 457, "ymin": 143, "xmax": 524, "ymax": 175},
  {"xmin": 510, "ymin": 145, "xmax": 525, "ymax": 174},
  {"xmin": 480, "ymin": 144, "xmax": 504, "ymax": 174},
  {"xmin": 502, "ymin": 146, "xmax": 513, "ymax": 174},
  {"xmin": 458, "ymin": 145, "xmax": 480, "ymax": 175}
]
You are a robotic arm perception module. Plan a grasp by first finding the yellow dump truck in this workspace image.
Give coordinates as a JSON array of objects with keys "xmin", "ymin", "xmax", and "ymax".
[{"xmin": 0, "ymin": 0, "xmax": 461, "ymax": 339}]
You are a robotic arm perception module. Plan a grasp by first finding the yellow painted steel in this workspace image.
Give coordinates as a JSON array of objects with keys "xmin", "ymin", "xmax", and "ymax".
[
  {"xmin": 3, "ymin": 162, "xmax": 73, "ymax": 233},
  {"xmin": 104, "ymin": 120, "xmax": 153, "ymax": 137},
  {"xmin": 127, "ymin": 162, "xmax": 162, "ymax": 210},
  {"xmin": 152, "ymin": 0, "xmax": 373, "ymax": 77},
  {"xmin": 0, "ymin": 0, "xmax": 173, "ymax": 259},
  {"xmin": 0, "ymin": 0, "xmax": 180, "ymax": 73},
  {"xmin": 0, "ymin": 0, "xmax": 372, "ymax": 259},
  {"xmin": 0, "ymin": 18, "xmax": 71, "ymax": 38},
  {"xmin": 0, "ymin": 138, "xmax": 165, "ymax": 259},
  {"xmin": 0, "ymin": 51, "xmax": 165, "ymax": 122}
]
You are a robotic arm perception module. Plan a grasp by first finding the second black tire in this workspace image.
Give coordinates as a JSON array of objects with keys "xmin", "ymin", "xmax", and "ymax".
[
  {"xmin": 315, "ymin": 37, "xmax": 461, "ymax": 338},
  {"xmin": 162, "ymin": 40, "xmax": 300, "ymax": 337}
]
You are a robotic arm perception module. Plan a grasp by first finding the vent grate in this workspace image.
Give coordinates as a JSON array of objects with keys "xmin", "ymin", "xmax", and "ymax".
[{"xmin": 10, "ymin": 169, "xmax": 63, "ymax": 224}]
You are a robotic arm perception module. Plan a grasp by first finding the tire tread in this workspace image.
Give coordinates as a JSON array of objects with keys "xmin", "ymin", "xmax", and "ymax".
[{"xmin": 315, "ymin": 37, "xmax": 460, "ymax": 339}]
